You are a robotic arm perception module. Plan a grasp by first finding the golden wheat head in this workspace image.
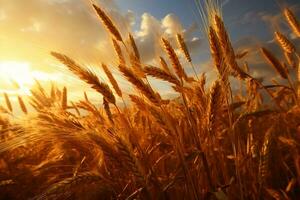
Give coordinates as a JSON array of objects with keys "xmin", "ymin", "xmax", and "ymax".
[
  {"xmin": 92, "ymin": 4, "xmax": 123, "ymax": 41},
  {"xmin": 284, "ymin": 8, "xmax": 300, "ymax": 38},
  {"xmin": 51, "ymin": 52, "xmax": 116, "ymax": 104},
  {"xmin": 260, "ymin": 47, "xmax": 288, "ymax": 79},
  {"xmin": 274, "ymin": 31, "xmax": 295, "ymax": 54},
  {"xmin": 176, "ymin": 33, "xmax": 192, "ymax": 63},
  {"xmin": 161, "ymin": 37, "xmax": 189, "ymax": 81}
]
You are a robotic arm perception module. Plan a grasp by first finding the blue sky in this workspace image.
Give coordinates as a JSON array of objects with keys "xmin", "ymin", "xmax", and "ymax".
[{"xmin": 116, "ymin": 0, "xmax": 300, "ymax": 40}]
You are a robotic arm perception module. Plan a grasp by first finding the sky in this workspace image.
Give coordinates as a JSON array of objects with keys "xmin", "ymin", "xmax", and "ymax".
[{"xmin": 0, "ymin": 0, "xmax": 299, "ymax": 109}]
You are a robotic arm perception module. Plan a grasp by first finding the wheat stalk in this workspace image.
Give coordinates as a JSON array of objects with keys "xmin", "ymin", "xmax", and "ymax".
[
  {"xmin": 102, "ymin": 63, "xmax": 122, "ymax": 97},
  {"xmin": 127, "ymin": 34, "xmax": 145, "ymax": 78},
  {"xmin": 128, "ymin": 33, "xmax": 140, "ymax": 61},
  {"xmin": 112, "ymin": 39, "xmax": 125, "ymax": 65},
  {"xmin": 207, "ymin": 81, "xmax": 223, "ymax": 134},
  {"xmin": 77, "ymin": 101, "xmax": 105, "ymax": 121},
  {"xmin": 37, "ymin": 172, "xmax": 107, "ymax": 200},
  {"xmin": 61, "ymin": 86, "xmax": 67, "ymax": 110},
  {"xmin": 84, "ymin": 91, "xmax": 89, "ymax": 102},
  {"xmin": 113, "ymin": 135, "xmax": 146, "ymax": 185},
  {"xmin": 88, "ymin": 132, "xmax": 120, "ymax": 166},
  {"xmin": 129, "ymin": 53, "xmax": 145, "ymax": 78},
  {"xmin": 284, "ymin": 8, "xmax": 300, "ymax": 38},
  {"xmin": 176, "ymin": 33, "xmax": 192, "ymax": 62},
  {"xmin": 208, "ymin": 26, "xmax": 223, "ymax": 75},
  {"xmin": 161, "ymin": 37, "xmax": 189, "ymax": 81},
  {"xmin": 50, "ymin": 83, "xmax": 56, "ymax": 100},
  {"xmin": 284, "ymin": 52, "xmax": 296, "ymax": 68},
  {"xmin": 214, "ymin": 15, "xmax": 247, "ymax": 79},
  {"xmin": 71, "ymin": 102, "xmax": 80, "ymax": 116},
  {"xmin": 159, "ymin": 57, "xmax": 172, "ymax": 74},
  {"xmin": 103, "ymin": 97, "xmax": 114, "ymax": 124},
  {"xmin": 260, "ymin": 47, "xmax": 288, "ymax": 79},
  {"xmin": 129, "ymin": 94, "xmax": 166, "ymax": 125},
  {"xmin": 274, "ymin": 31, "xmax": 295, "ymax": 54},
  {"xmin": 259, "ymin": 126, "xmax": 274, "ymax": 189},
  {"xmin": 92, "ymin": 4, "xmax": 123, "ymax": 41},
  {"xmin": 236, "ymin": 50, "xmax": 248, "ymax": 60},
  {"xmin": 18, "ymin": 96, "xmax": 27, "ymax": 114},
  {"xmin": 51, "ymin": 52, "xmax": 116, "ymax": 104},
  {"xmin": 177, "ymin": 33, "xmax": 200, "ymax": 80},
  {"xmin": 3, "ymin": 92, "xmax": 12, "ymax": 113},
  {"xmin": 129, "ymin": 94, "xmax": 147, "ymax": 111},
  {"xmin": 118, "ymin": 64, "xmax": 161, "ymax": 105},
  {"xmin": 144, "ymin": 65, "xmax": 180, "ymax": 86}
]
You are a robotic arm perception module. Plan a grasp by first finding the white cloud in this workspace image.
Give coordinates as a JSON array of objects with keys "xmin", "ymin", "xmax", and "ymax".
[
  {"xmin": 162, "ymin": 14, "xmax": 183, "ymax": 35},
  {"xmin": 137, "ymin": 13, "xmax": 162, "ymax": 38},
  {"xmin": 134, "ymin": 12, "xmax": 202, "ymax": 63}
]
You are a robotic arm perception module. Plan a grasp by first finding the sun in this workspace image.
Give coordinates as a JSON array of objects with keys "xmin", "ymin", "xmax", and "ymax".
[{"xmin": 0, "ymin": 61, "xmax": 35, "ymax": 95}]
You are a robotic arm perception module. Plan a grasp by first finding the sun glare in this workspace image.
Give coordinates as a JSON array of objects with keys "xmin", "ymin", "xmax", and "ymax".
[{"xmin": 0, "ymin": 61, "xmax": 35, "ymax": 94}]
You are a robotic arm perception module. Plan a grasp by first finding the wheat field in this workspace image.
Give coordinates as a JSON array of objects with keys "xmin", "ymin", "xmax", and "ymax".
[{"xmin": 1, "ymin": 1, "xmax": 300, "ymax": 200}]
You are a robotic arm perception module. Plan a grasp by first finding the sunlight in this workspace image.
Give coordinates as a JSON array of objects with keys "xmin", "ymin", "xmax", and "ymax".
[{"xmin": 0, "ymin": 61, "xmax": 35, "ymax": 95}]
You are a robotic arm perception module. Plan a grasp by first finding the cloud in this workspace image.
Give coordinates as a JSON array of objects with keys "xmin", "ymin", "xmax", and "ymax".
[
  {"xmin": 134, "ymin": 12, "xmax": 202, "ymax": 64},
  {"xmin": 162, "ymin": 14, "xmax": 183, "ymax": 35},
  {"xmin": 0, "ymin": 0, "xmax": 203, "ymax": 101},
  {"xmin": 1, "ymin": 0, "xmax": 202, "ymax": 64}
]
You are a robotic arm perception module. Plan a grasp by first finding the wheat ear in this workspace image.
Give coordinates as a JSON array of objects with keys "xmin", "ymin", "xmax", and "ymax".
[
  {"xmin": 144, "ymin": 65, "xmax": 180, "ymax": 86},
  {"xmin": 207, "ymin": 81, "xmax": 223, "ymax": 134},
  {"xmin": 114, "ymin": 135, "xmax": 146, "ymax": 184},
  {"xmin": 51, "ymin": 52, "xmax": 116, "ymax": 104},
  {"xmin": 118, "ymin": 64, "xmax": 161, "ymax": 105},
  {"xmin": 61, "ymin": 86, "xmax": 67, "ymax": 110},
  {"xmin": 92, "ymin": 4, "xmax": 123, "ymax": 41},
  {"xmin": 128, "ymin": 33, "xmax": 140, "ymax": 61},
  {"xmin": 177, "ymin": 33, "xmax": 200, "ymax": 80},
  {"xmin": 103, "ymin": 97, "xmax": 114, "ymax": 124},
  {"xmin": 3, "ymin": 93, "xmax": 12, "ymax": 112},
  {"xmin": 127, "ymin": 34, "xmax": 145, "ymax": 78},
  {"xmin": 284, "ymin": 8, "xmax": 300, "ymax": 38},
  {"xmin": 159, "ymin": 57, "xmax": 172, "ymax": 74},
  {"xmin": 274, "ymin": 31, "xmax": 295, "ymax": 54},
  {"xmin": 112, "ymin": 39, "xmax": 125, "ymax": 65},
  {"xmin": 161, "ymin": 37, "xmax": 189, "ymax": 81},
  {"xmin": 259, "ymin": 126, "xmax": 274, "ymax": 189},
  {"xmin": 214, "ymin": 15, "xmax": 247, "ymax": 79},
  {"xmin": 260, "ymin": 47, "xmax": 288, "ymax": 79},
  {"xmin": 176, "ymin": 33, "xmax": 192, "ymax": 62},
  {"xmin": 102, "ymin": 63, "xmax": 122, "ymax": 97},
  {"xmin": 18, "ymin": 96, "xmax": 27, "ymax": 114},
  {"xmin": 208, "ymin": 26, "xmax": 223, "ymax": 75}
]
